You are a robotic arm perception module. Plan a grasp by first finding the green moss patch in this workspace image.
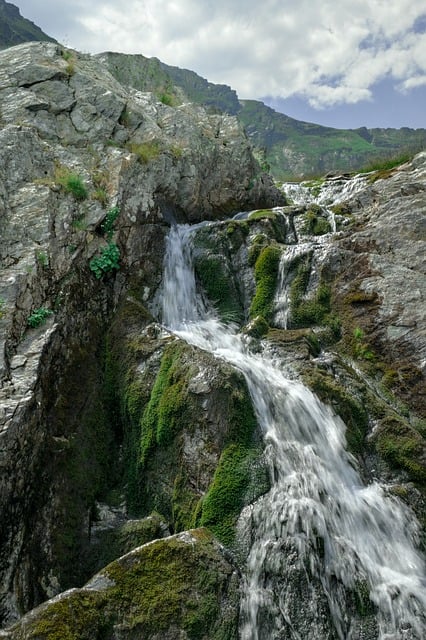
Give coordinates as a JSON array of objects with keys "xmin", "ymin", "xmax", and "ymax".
[
  {"xmin": 302, "ymin": 206, "xmax": 332, "ymax": 236},
  {"xmin": 249, "ymin": 245, "xmax": 281, "ymax": 322},
  {"xmin": 139, "ymin": 341, "xmax": 193, "ymax": 465},
  {"xmin": 374, "ymin": 417, "xmax": 426, "ymax": 484},
  {"xmin": 195, "ymin": 253, "xmax": 244, "ymax": 324},
  {"xmin": 303, "ymin": 369, "xmax": 368, "ymax": 455}
]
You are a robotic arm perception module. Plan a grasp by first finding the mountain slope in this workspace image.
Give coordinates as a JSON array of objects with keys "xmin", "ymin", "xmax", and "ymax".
[
  {"xmin": 99, "ymin": 52, "xmax": 426, "ymax": 179},
  {"xmin": 0, "ymin": 0, "xmax": 56, "ymax": 48}
]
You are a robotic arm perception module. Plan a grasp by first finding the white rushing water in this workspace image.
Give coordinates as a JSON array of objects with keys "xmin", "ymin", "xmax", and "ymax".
[{"xmin": 160, "ymin": 224, "xmax": 426, "ymax": 639}]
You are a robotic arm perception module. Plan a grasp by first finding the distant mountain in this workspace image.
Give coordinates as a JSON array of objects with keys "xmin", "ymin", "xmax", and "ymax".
[
  {"xmin": 0, "ymin": 0, "xmax": 56, "ymax": 49},
  {"xmin": 99, "ymin": 52, "xmax": 426, "ymax": 179}
]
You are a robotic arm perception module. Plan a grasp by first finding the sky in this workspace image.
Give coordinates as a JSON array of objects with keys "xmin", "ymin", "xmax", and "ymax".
[{"xmin": 14, "ymin": 0, "xmax": 426, "ymax": 130}]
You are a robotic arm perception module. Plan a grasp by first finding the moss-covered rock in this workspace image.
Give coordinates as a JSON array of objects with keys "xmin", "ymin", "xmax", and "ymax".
[
  {"xmin": 3, "ymin": 529, "xmax": 239, "ymax": 640},
  {"xmin": 303, "ymin": 368, "xmax": 369, "ymax": 455},
  {"xmin": 249, "ymin": 244, "xmax": 281, "ymax": 322},
  {"xmin": 373, "ymin": 416, "xmax": 426, "ymax": 484}
]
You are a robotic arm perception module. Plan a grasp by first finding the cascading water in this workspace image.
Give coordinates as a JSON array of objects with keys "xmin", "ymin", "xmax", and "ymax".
[{"xmin": 160, "ymin": 224, "xmax": 426, "ymax": 639}]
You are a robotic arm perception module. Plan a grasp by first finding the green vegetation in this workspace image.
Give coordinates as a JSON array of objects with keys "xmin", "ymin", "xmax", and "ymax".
[
  {"xmin": 89, "ymin": 243, "xmax": 120, "ymax": 278},
  {"xmin": 358, "ymin": 151, "xmax": 415, "ymax": 176},
  {"xmin": 55, "ymin": 167, "xmax": 88, "ymax": 200},
  {"xmin": 36, "ymin": 250, "xmax": 48, "ymax": 267},
  {"xmin": 195, "ymin": 254, "xmax": 243, "ymax": 324},
  {"xmin": 139, "ymin": 342, "xmax": 191, "ymax": 465},
  {"xmin": 352, "ymin": 327, "xmax": 375, "ymax": 361},
  {"xmin": 200, "ymin": 444, "xmax": 254, "ymax": 546},
  {"xmin": 288, "ymin": 255, "xmax": 332, "ymax": 328},
  {"xmin": 27, "ymin": 307, "xmax": 53, "ymax": 328},
  {"xmin": 0, "ymin": 297, "xmax": 5, "ymax": 319},
  {"xmin": 101, "ymin": 205, "xmax": 120, "ymax": 240},
  {"xmin": 20, "ymin": 529, "xmax": 237, "ymax": 640},
  {"xmin": 127, "ymin": 141, "xmax": 161, "ymax": 164},
  {"xmin": 200, "ymin": 380, "xmax": 264, "ymax": 546},
  {"xmin": 159, "ymin": 92, "xmax": 175, "ymax": 106},
  {"xmin": 303, "ymin": 368, "xmax": 368, "ymax": 455},
  {"xmin": 302, "ymin": 206, "xmax": 332, "ymax": 236},
  {"xmin": 249, "ymin": 245, "xmax": 281, "ymax": 321},
  {"xmin": 374, "ymin": 416, "xmax": 426, "ymax": 483}
]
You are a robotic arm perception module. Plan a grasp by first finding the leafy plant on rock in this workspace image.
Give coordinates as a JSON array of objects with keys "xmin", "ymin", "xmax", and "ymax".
[
  {"xmin": 28, "ymin": 307, "xmax": 53, "ymax": 328},
  {"xmin": 89, "ymin": 243, "xmax": 120, "ymax": 279}
]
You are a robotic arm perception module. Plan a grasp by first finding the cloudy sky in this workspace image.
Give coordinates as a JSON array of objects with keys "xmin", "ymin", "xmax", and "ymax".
[{"xmin": 15, "ymin": 0, "xmax": 426, "ymax": 129}]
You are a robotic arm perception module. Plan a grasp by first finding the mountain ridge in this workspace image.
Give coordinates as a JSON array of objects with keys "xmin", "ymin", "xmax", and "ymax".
[{"xmin": 0, "ymin": 0, "xmax": 56, "ymax": 48}]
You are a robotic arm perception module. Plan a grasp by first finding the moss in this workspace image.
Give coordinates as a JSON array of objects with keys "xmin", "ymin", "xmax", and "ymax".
[
  {"xmin": 303, "ymin": 369, "xmax": 368, "ymax": 455},
  {"xmin": 127, "ymin": 140, "xmax": 161, "ymax": 163},
  {"xmin": 249, "ymin": 209, "xmax": 276, "ymax": 220},
  {"xmin": 302, "ymin": 208, "xmax": 331, "ymax": 235},
  {"xmin": 199, "ymin": 378, "xmax": 266, "ymax": 546},
  {"xmin": 243, "ymin": 315, "xmax": 269, "ymax": 338},
  {"xmin": 173, "ymin": 472, "xmax": 201, "ymax": 531},
  {"xmin": 23, "ymin": 531, "xmax": 238, "ymax": 639},
  {"xmin": 249, "ymin": 244, "xmax": 281, "ymax": 321},
  {"xmin": 247, "ymin": 234, "xmax": 267, "ymax": 266},
  {"xmin": 104, "ymin": 530, "xmax": 235, "ymax": 637},
  {"xmin": 195, "ymin": 253, "xmax": 244, "ymax": 324},
  {"xmin": 374, "ymin": 417, "xmax": 426, "ymax": 484},
  {"xmin": 139, "ymin": 341, "xmax": 191, "ymax": 465},
  {"xmin": 200, "ymin": 444, "xmax": 255, "ymax": 546},
  {"xmin": 30, "ymin": 592, "xmax": 109, "ymax": 640},
  {"xmin": 288, "ymin": 255, "xmax": 332, "ymax": 329}
]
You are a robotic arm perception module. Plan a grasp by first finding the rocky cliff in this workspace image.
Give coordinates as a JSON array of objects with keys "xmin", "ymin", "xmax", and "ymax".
[{"xmin": 0, "ymin": 42, "xmax": 425, "ymax": 640}]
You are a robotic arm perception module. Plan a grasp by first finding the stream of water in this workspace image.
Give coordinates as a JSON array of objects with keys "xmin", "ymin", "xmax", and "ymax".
[{"xmin": 160, "ymin": 223, "xmax": 426, "ymax": 639}]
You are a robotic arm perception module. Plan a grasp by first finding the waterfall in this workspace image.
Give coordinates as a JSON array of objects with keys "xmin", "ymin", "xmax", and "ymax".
[{"xmin": 160, "ymin": 224, "xmax": 426, "ymax": 639}]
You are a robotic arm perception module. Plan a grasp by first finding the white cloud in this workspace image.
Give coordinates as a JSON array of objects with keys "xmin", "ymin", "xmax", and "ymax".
[{"xmin": 15, "ymin": 0, "xmax": 426, "ymax": 107}]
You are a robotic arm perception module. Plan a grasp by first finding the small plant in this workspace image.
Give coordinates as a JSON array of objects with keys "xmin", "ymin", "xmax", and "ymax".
[
  {"xmin": 35, "ymin": 251, "xmax": 48, "ymax": 267},
  {"xmin": 127, "ymin": 141, "xmax": 161, "ymax": 164},
  {"xmin": 27, "ymin": 307, "xmax": 53, "ymax": 328},
  {"xmin": 89, "ymin": 243, "xmax": 120, "ymax": 278},
  {"xmin": 352, "ymin": 327, "xmax": 375, "ymax": 360},
  {"xmin": 61, "ymin": 49, "xmax": 77, "ymax": 76},
  {"xmin": 92, "ymin": 188, "xmax": 109, "ymax": 206},
  {"xmin": 159, "ymin": 93, "xmax": 175, "ymax": 106},
  {"xmin": 55, "ymin": 167, "xmax": 88, "ymax": 201},
  {"xmin": 119, "ymin": 108, "xmax": 131, "ymax": 127},
  {"xmin": 101, "ymin": 206, "xmax": 120, "ymax": 240}
]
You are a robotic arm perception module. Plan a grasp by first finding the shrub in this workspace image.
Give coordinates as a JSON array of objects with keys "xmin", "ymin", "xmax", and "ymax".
[
  {"xmin": 28, "ymin": 307, "xmax": 53, "ymax": 328},
  {"xmin": 89, "ymin": 243, "xmax": 120, "ymax": 279}
]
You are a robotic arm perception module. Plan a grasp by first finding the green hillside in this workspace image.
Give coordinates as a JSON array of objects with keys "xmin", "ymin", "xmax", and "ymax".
[
  {"xmin": 101, "ymin": 52, "xmax": 426, "ymax": 179},
  {"xmin": 0, "ymin": 0, "xmax": 56, "ymax": 48}
]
